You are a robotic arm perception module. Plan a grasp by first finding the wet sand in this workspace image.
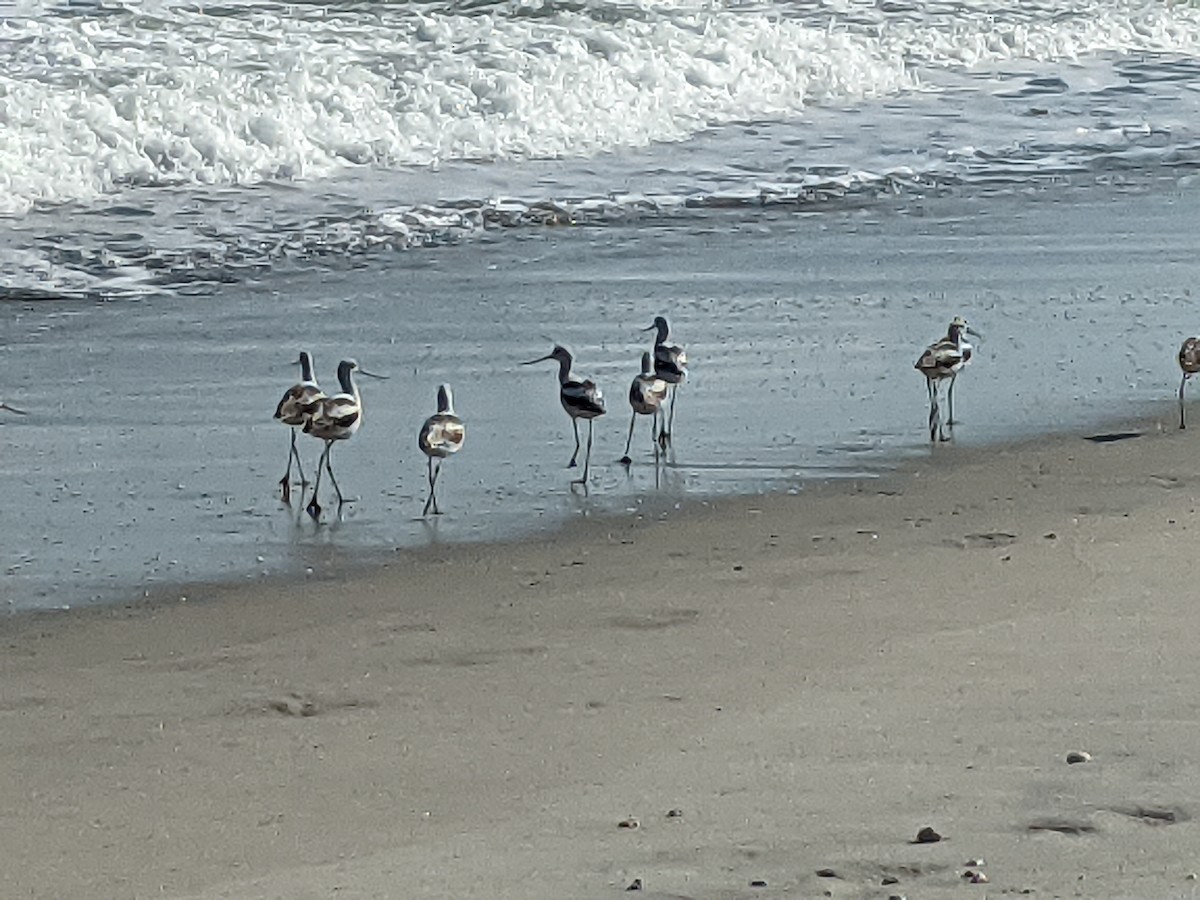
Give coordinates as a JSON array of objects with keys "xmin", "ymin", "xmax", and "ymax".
[{"xmin": 5, "ymin": 407, "xmax": 1200, "ymax": 899}]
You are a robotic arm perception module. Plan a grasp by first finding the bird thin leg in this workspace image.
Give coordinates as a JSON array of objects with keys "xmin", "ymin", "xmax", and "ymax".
[
  {"xmin": 927, "ymin": 380, "xmax": 939, "ymax": 443},
  {"xmin": 659, "ymin": 388, "xmax": 676, "ymax": 446},
  {"xmin": 280, "ymin": 429, "xmax": 306, "ymax": 504},
  {"xmin": 572, "ymin": 420, "xmax": 593, "ymax": 490},
  {"xmin": 1181, "ymin": 374, "xmax": 1189, "ymax": 430},
  {"xmin": 423, "ymin": 456, "xmax": 435, "ymax": 517},
  {"xmin": 280, "ymin": 433, "xmax": 295, "ymax": 505},
  {"xmin": 620, "ymin": 411, "xmax": 636, "ymax": 466},
  {"xmin": 433, "ymin": 461, "xmax": 443, "ymax": 515},
  {"xmin": 568, "ymin": 418, "xmax": 580, "ymax": 468},
  {"xmin": 325, "ymin": 444, "xmax": 345, "ymax": 506},
  {"xmin": 306, "ymin": 443, "xmax": 328, "ymax": 520},
  {"xmin": 947, "ymin": 374, "xmax": 957, "ymax": 427}
]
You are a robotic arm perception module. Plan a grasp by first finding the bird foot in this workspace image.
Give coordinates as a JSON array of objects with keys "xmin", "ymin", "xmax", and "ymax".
[
  {"xmin": 619, "ymin": 456, "xmax": 632, "ymax": 467},
  {"xmin": 279, "ymin": 476, "xmax": 291, "ymax": 505},
  {"xmin": 306, "ymin": 499, "xmax": 322, "ymax": 520}
]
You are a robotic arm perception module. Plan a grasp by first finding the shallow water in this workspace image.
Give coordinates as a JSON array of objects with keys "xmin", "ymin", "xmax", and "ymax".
[{"xmin": 1, "ymin": 180, "xmax": 1197, "ymax": 611}]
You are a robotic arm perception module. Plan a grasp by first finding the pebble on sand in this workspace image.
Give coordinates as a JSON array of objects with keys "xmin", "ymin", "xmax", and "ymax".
[
  {"xmin": 625, "ymin": 877, "xmax": 643, "ymax": 891},
  {"xmin": 1066, "ymin": 750, "xmax": 1092, "ymax": 764},
  {"xmin": 914, "ymin": 826, "xmax": 943, "ymax": 843},
  {"xmin": 618, "ymin": 817, "xmax": 640, "ymax": 829}
]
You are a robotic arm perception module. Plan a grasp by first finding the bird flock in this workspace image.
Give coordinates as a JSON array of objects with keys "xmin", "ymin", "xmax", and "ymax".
[
  {"xmin": 262, "ymin": 318, "xmax": 1200, "ymax": 516},
  {"xmin": 9, "ymin": 313, "xmax": 1196, "ymax": 522}
]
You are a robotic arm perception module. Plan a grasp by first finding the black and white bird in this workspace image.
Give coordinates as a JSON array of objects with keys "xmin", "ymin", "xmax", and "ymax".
[
  {"xmin": 643, "ymin": 315, "xmax": 687, "ymax": 446},
  {"xmin": 1178, "ymin": 337, "xmax": 1200, "ymax": 429},
  {"xmin": 620, "ymin": 351, "xmax": 668, "ymax": 466},
  {"xmin": 303, "ymin": 359, "xmax": 384, "ymax": 520},
  {"xmin": 418, "ymin": 383, "xmax": 465, "ymax": 516},
  {"xmin": 273, "ymin": 350, "xmax": 325, "ymax": 505},
  {"xmin": 914, "ymin": 316, "xmax": 981, "ymax": 442},
  {"xmin": 522, "ymin": 344, "xmax": 606, "ymax": 489}
]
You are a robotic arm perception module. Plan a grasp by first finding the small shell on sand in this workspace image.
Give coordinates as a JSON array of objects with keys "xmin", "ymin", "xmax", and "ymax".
[
  {"xmin": 964, "ymin": 858, "xmax": 985, "ymax": 867},
  {"xmin": 618, "ymin": 817, "xmax": 639, "ymax": 829},
  {"xmin": 914, "ymin": 826, "xmax": 943, "ymax": 843},
  {"xmin": 625, "ymin": 877, "xmax": 643, "ymax": 891},
  {"xmin": 1066, "ymin": 750, "xmax": 1092, "ymax": 764},
  {"xmin": 964, "ymin": 871, "xmax": 988, "ymax": 884}
]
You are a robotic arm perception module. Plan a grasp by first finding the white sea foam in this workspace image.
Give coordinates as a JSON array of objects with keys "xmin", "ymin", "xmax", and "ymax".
[{"xmin": 2, "ymin": 0, "xmax": 1200, "ymax": 216}]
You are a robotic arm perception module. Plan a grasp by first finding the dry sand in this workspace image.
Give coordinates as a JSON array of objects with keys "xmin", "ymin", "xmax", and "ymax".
[{"xmin": 5, "ymin": 408, "xmax": 1200, "ymax": 899}]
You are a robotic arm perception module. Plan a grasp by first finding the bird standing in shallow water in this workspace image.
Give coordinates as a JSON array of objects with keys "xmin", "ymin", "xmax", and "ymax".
[
  {"xmin": 418, "ymin": 383, "xmax": 465, "ymax": 516},
  {"xmin": 522, "ymin": 344, "xmax": 606, "ymax": 490},
  {"xmin": 303, "ymin": 359, "xmax": 384, "ymax": 520},
  {"xmin": 914, "ymin": 316, "xmax": 981, "ymax": 442},
  {"xmin": 273, "ymin": 350, "xmax": 324, "ymax": 505},
  {"xmin": 643, "ymin": 315, "xmax": 687, "ymax": 447},
  {"xmin": 620, "ymin": 351, "xmax": 668, "ymax": 467},
  {"xmin": 1178, "ymin": 338, "xmax": 1200, "ymax": 429}
]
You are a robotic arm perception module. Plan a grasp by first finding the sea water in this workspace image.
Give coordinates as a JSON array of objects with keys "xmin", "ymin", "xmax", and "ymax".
[{"xmin": 1, "ymin": 0, "xmax": 1199, "ymax": 610}]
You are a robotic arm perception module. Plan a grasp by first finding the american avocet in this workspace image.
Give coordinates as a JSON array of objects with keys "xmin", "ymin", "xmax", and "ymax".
[
  {"xmin": 522, "ymin": 344, "xmax": 606, "ymax": 489},
  {"xmin": 643, "ymin": 315, "xmax": 687, "ymax": 446},
  {"xmin": 273, "ymin": 350, "xmax": 325, "ymax": 504},
  {"xmin": 303, "ymin": 359, "xmax": 385, "ymax": 520},
  {"xmin": 1179, "ymin": 338, "xmax": 1200, "ymax": 429},
  {"xmin": 620, "ymin": 351, "xmax": 668, "ymax": 466},
  {"xmin": 418, "ymin": 383, "xmax": 465, "ymax": 516},
  {"xmin": 915, "ymin": 316, "xmax": 981, "ymax": 442}
]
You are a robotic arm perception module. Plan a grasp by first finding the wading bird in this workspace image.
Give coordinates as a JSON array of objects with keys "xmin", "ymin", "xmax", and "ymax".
[
  {"xmin": 1179, "ymin": 337, "xmax": 1200, "ymax": 429},
  {"xmin": 273, "ymin": 350, "xmax": 324, "ymax": 504},
  {"xmin": 522, "ymin": 344, "xmax": 606, "ymax": 489},
  {"xmin": 643, "ymin": 315, "xmax": 687, "ymax": 446},
  {"xmin": 418, "ymin": 383, "xmax": 465, "ymax": 516},
  {"xmin": 914, "ymin": 316, "xmax": 981, "ymax": 442},
  {"xmin": 620, "ymin": 351, "xmax": 668, "ymax": 466},
  {"xmin": 303, "ymin": 359, "xmax": 385, "ymax": 520}
]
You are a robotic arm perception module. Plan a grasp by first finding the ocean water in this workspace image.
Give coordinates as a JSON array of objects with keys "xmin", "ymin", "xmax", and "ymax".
[{"xmin": 1, "ymin": 0, "xmax": 1200, "ymax": 611}]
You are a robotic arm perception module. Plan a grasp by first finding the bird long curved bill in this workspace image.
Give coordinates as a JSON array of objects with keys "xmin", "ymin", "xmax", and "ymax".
[
  {"xmin": 522, "ymin": 355, "xmax": 554, "ymax": 365},
  {"xmin": 356, "ymin": 368, "xmax": 389, "ymax": 379},
  {"xmin": 966, "ymin": 327, "xmax": 984, "ymax": 342},
  {"xmin": 0, "ymin": 403, "xmax": 27, "ymax": 415}
]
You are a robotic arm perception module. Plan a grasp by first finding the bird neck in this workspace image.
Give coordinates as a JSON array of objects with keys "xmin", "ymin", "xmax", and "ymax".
[
  {"xmin": 337, "ymin": 364, "xmax": 358, "ymax": 399},
  {"xmin": 300, "ymin": 353, "xmax": 316, "ymax": 384},
  {"xmin": 555, "ymin": 356, "xmax": 574, "ymax": 384}
]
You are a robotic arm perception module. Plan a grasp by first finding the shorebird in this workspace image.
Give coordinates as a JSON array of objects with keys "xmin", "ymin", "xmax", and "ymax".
[
  {"xmin": 418, "ymin": 383, "xmax": 465, "ymax": 516},
  {"xmin": 914, "ymin": 316, "xmax": 981, "ymax": 442},
  {"xmin": 522, "ymin": 344, "xmax": 606, "ymax": 488},
  {"xmin": 1179, "ymin": 337, "xmax": 1200, "ymax": 429},
  {"xmin": 620, "ymin": 351, "xmax": 668, "ymax": 466},
  {"xmin": 643, "ymin": 315, "xmax": 687, "ymax": 446},
  {"xmin": 303, "ymin": 358, "xmax": 385, "ymax": 520},
  {"xmin": 273, "ymin": 350, "xmax": 324, "ymax": 504}
]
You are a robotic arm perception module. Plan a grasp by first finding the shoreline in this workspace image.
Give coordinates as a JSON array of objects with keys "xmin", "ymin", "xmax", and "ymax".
[{"xmin": 0, "ymin": 394, "xmax": 1170, "ymax": 635}]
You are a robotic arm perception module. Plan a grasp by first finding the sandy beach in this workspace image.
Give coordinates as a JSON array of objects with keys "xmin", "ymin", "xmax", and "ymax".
[{"xmin": 5, "ymin": 401, "xmax": 1200, "ymax": 899}]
